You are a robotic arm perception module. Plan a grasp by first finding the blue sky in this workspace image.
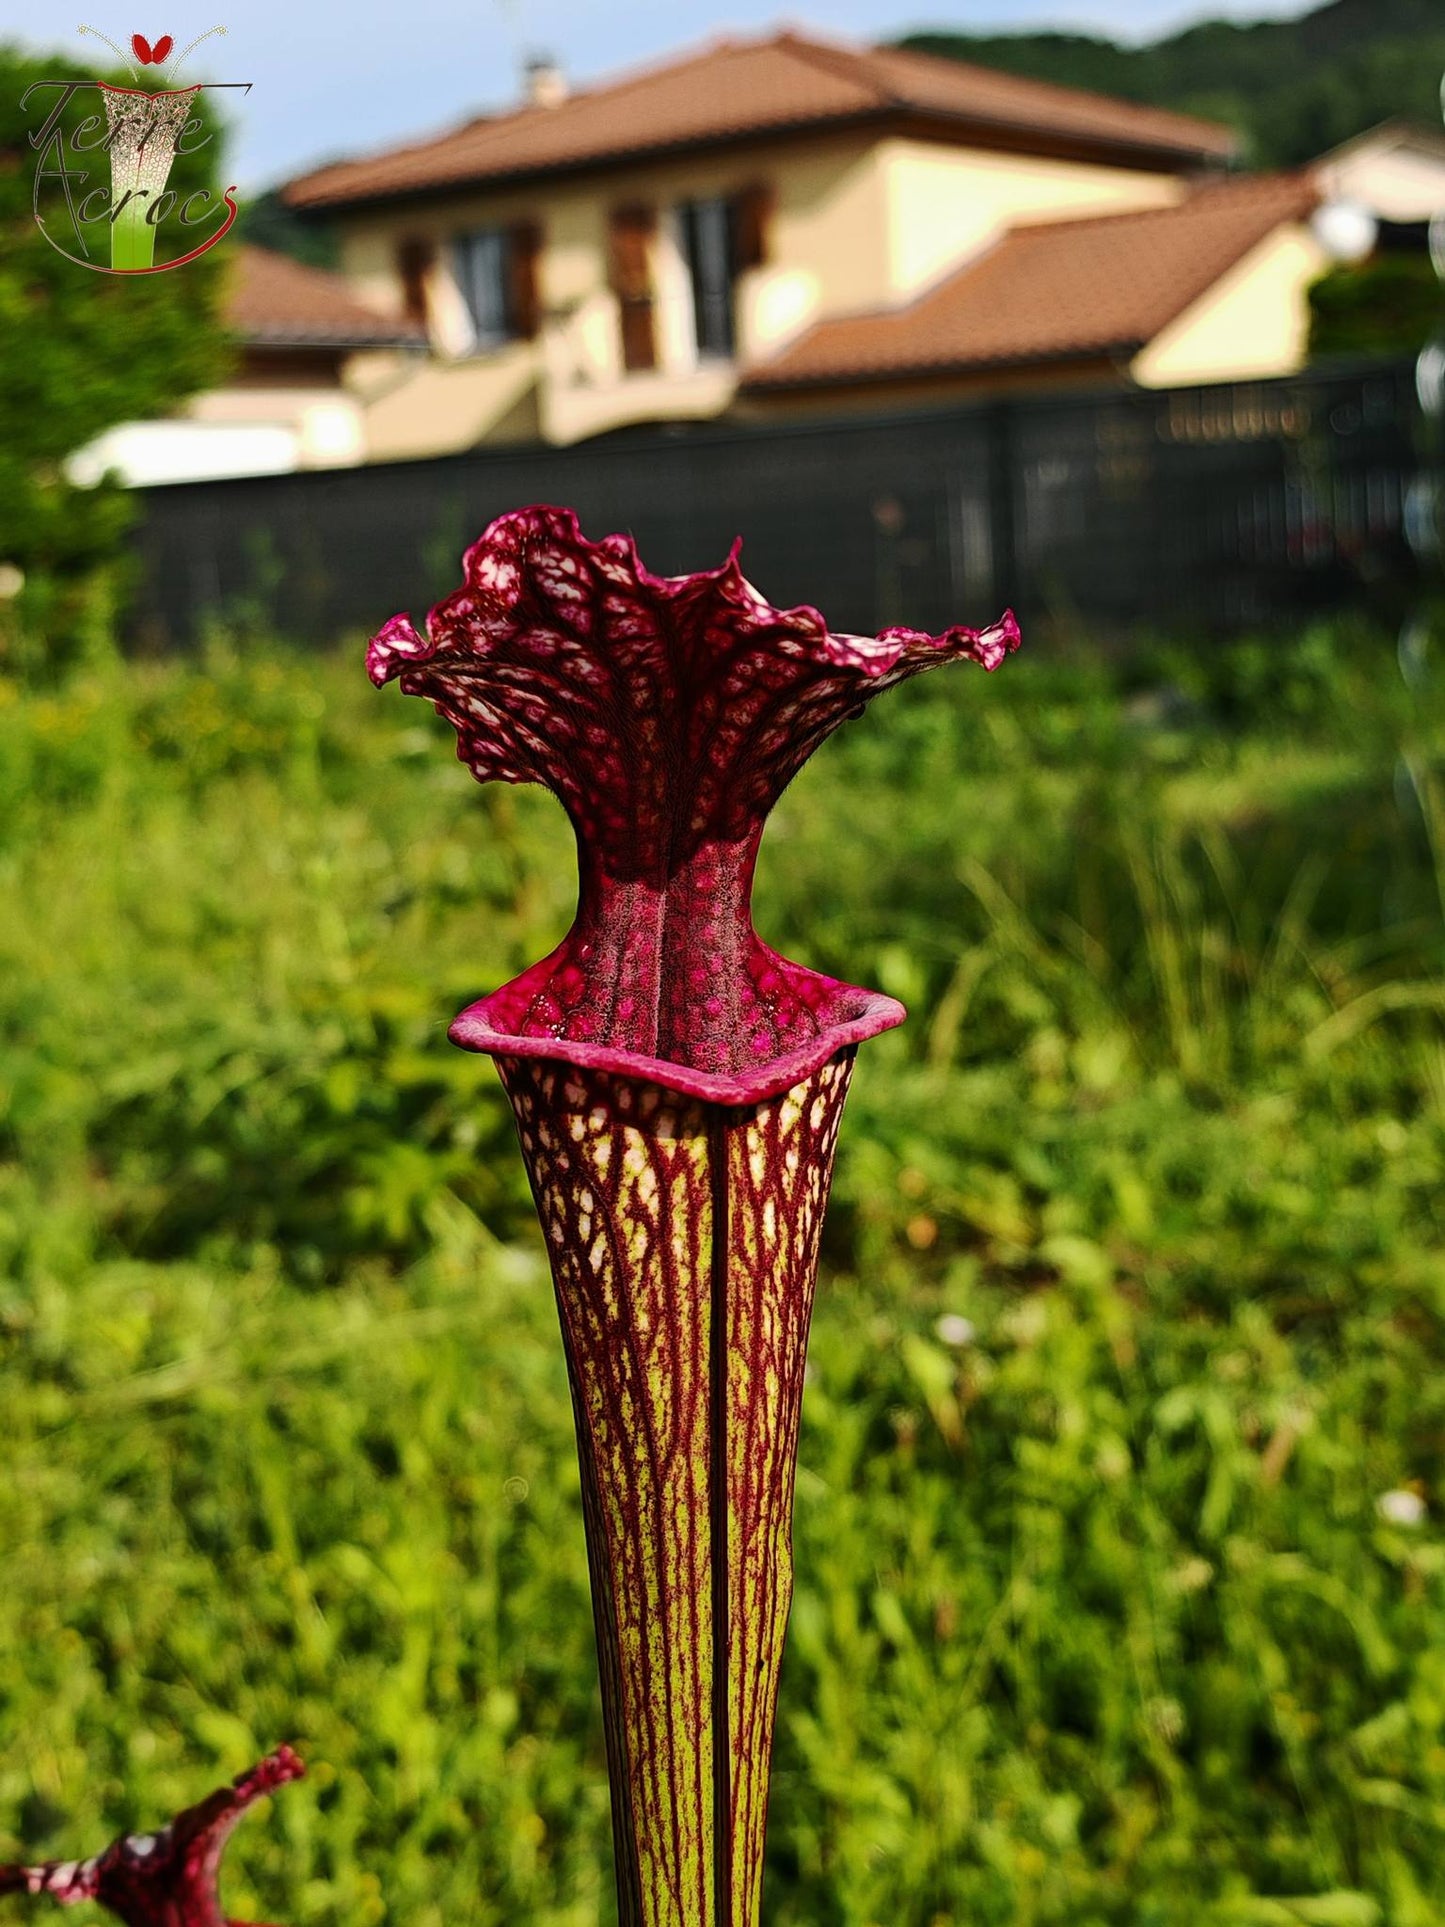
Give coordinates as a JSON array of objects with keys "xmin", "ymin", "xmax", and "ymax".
[{"xmin": 5, "ymin": 0, "xmax": 1318, "ymax": 189}]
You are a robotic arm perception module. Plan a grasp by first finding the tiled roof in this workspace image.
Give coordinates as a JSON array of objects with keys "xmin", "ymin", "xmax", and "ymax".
[
  {"xmin": 743, "ymin": 171, "xmax": 1319, "ymax": 390},
  {"xmin": 283, "ymin": 29, "xmax": 1237, "ymax": 211},
  {"xmin": 225, "ymin": 245, "xmax": 425, "ymax": 347}
]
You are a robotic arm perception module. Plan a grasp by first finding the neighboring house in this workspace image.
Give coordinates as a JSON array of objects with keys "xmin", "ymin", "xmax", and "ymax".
[
  {"xmin": 69, "ymin": 245, "xmax": 424, "ymax": 488},
  {"xmin": 1315, "ymin": 122, "xmax": 1445, "ymax": 226},
  {"xmin": 281, "ymin": 29, "xmax": 1240, "ymax": 452}
]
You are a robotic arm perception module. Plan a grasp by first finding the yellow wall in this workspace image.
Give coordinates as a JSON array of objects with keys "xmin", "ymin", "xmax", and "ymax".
[
  {"xmin": 353, "ymin": 343, "xmax": 540, "ymax": 458},
  {"xmin": 188, "ymin": 384, "xmax": 366, "ymax": 465},
  {"xmin": 1131, "ymin": 224, "xmax": 1329, "ymax": 389},
  {"xmin": 880, "ymin": 138, "xmax": 1181, "ymax": 298},
  {"xmin": 334, "ymin": 131, "xmax": 903, "ymax": 444},
  {"xmin": 335, "ymin": 130, "xmax": 893, "ymax": 370},
  {"xmin": 337, "ymin": 131, "xmax": 1184, "ymax": 362},
  {"xmin": 328, "ymin": 130, "xmax": 1202, "ymax": 446}
]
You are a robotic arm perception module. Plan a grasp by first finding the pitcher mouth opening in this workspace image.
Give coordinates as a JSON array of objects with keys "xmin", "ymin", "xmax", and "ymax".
[
  {"xmin": 448, "ymin": 967, "xmax": 904, "ymax": 1107},
  {"xmin": 369, "ymin": 505, "xmax": 1016, "ymax": 1106}
]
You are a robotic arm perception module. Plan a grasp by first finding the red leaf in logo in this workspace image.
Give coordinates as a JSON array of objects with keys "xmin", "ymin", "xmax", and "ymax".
[
  {"xmin": 132, "ymin": 33, "xmax": 153, "ymax": 62},
  {"xmin": 151, "ymin": 34, "xmax": 174, "ymax": 61}
]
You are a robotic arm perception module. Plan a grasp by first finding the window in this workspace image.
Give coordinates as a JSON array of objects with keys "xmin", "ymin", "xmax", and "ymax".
[
  {"xmin": 678, "ymin": 197, "xmax": 736, "ymax": 359},
  {"xmin": 452, "ymin": 228, "xmax": 509, "ymax": 349},
  {"xmin": 449, "ymin": 222, "xmax": 543, "ymax": 353},
  {"xmin": 605, "ymin": 187, "xmax": 770, "ymax": 376},
  {"xmin": 677, "ymin": 184, "xmax": 772, "ymax": 362}
]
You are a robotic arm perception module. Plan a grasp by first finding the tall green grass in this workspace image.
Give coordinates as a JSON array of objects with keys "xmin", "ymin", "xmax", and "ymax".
[{"xmin": 2, "ymin": 620, "xmax": 1444, "ymax": 1926}]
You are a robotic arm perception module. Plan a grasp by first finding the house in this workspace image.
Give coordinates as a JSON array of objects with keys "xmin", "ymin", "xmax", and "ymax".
[
  {"xmin": 281, "ymin": 29, "xmax": 1246, "ymax": 453},
  {"xmin": 69, "ymin": 245, "xmax": 425, "ymax": 488},
  {"xmin": 1315, "ymin": 122, "xmax": 1445, "ymax": 226},
  {"xmin": 275, "ymin": 32, "xmax": 1445, "ymax": 455}
]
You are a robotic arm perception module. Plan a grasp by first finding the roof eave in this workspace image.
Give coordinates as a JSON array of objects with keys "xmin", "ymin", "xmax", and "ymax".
[
  {"xmin": 236, "ymin": 329, "xmax": 426, "ymax": 350},
  {"xmin": 282, "ymin": 101, "xmax": 1235, "ymax": 217},
  {"xmin": 281, "ymin": 108, "xmax": 898, "ymax": 213},
  {"xmin": 888, "ymin": 106, "xmax": 1236, "ymax": 174},
  {"xmin": 741, "ymin": 340, "xmax": 1145, "ymax": 393}
]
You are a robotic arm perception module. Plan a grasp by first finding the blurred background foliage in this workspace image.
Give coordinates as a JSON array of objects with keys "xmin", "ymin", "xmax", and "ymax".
[
  {"xmin": 1308, "ymin": 254, "xmax": 1445, "ymax": 361},
  {"xmin": 2, "ymin": 614, "xmax": 1445, "ymax": 1925},
  {"xmin": 897, "ymin": 0, "xmax": 1445, "ymax": 170}
]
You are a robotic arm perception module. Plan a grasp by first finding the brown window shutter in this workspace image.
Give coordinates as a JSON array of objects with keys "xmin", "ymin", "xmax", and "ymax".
[
  {"xmin": 395, "ymin": 235, "xmax": 434, "ymax": 326},
  {"xmin": 607, "ymin": 201, "xmax": 657, "ymax": 372},
  {"xmin": 730, "ymin": 181, "xmax": 774, "ymax": 274},
  {"xmin": 506, "ymin": 219, "xmax": 543, "ymax": 339}
]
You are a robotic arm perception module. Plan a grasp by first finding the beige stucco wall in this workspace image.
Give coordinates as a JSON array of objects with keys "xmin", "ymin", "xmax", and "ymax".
[
  {"xmin": 880, "ymin": 138, "xmax": 1182, "ymax": 298},
  {"xmin": 333, "ymin": 131, "xmax": 900, "ymax": 443},
  {"xmin": 545, "ymin": 358, "xmax": 737, "ymax": 445},
  {"xmin": 357, "ymin": 343, "xmax": 540, "ymax": 457},
  {"xmin": 1131, "ymin": 223, "xmax": 1330, "ymax": 389},
  {"xmin": 335, "ymin": 130, "xmax": 893, "ymax": 364},
  {"xmin": 327, "ymin": 130, "xmax": 1199, "ymax": 446},
  {"xmin": 188, "ymin": 384, "xmax": 366, "ymax": 465},
  {"xmin": 81, "ymin": 380, "xmax": 369, "ymax": 484}
]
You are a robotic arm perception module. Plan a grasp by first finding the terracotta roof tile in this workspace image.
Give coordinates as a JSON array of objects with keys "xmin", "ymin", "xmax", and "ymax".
[
  {"xmin": 742, "ymin": 171, "xmax": 1319, "ymax": 389},
  {"xmin": 225, "ymin": 244, "xmax": 425, "ymax": 347},
  {"xmin": 793, "ymin": 38, "xmax": 1236, "ymax": 163},
  {"xmin": 283, "ymin": 29, "xmax": 1236, "ymax": 211}
]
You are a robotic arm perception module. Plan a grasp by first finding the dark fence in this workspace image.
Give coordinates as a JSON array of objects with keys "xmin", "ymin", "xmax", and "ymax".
[{"xmin": 132, "ymin": 358, "xmax": 1423, "ymax": 647}]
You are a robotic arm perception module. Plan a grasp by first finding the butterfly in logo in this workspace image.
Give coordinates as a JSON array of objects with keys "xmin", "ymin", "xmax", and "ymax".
[{"xmin": 131, "ymin": 31, "xmax": 174, "ymax": 63}]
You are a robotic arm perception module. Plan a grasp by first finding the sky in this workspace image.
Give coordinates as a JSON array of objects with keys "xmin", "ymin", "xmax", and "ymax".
[{"xmin": 3, "ymin": 0, "xmax": 1319, "ymax": 190}]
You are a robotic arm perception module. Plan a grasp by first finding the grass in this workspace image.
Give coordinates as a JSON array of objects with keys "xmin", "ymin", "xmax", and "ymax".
[{"xmin": 2, "ymin": 615, "xmax": 1444, "ymax": 1926}]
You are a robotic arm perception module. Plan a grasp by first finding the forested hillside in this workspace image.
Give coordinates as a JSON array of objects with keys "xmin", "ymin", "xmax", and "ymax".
[{"xmin": 897, "ymin": 0, "xmax": 1445, "ymax": 165}]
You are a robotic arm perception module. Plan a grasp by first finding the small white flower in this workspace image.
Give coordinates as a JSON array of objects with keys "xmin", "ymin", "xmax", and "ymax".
[
  {"xmin": 1377, "ymin": 1488, "xmax": 1426, "ymax": 1527},
  {"xmin": 934, "ymin": 1313, "xmax": 975, "ymax": 1348}
]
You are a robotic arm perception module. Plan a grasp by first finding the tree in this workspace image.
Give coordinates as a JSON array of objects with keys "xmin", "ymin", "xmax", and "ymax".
[
  {"xmin": 236, "ymin": 187, "xmax": 339, "ymax": 270},
  {"xmin": 0, "ymin": 42, "xmax": 234, "ymax": 672},
  {"xmin": 894, "ymin": 0, "xmax": 1445, "ymax": 170}
]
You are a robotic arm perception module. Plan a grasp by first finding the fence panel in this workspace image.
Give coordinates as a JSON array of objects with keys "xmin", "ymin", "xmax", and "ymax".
[{"xmin": 131, "ymin": 359, "xmax": 1421, "ymax": 649}]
